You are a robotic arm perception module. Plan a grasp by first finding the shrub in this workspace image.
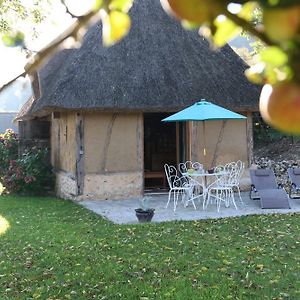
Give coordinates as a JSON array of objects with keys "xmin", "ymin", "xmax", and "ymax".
[
  {"xmin": 0, "ymin": 129, "xmax": 54, "ymax": 195},
  {"xmin": 0, "ymin": 129, "xmax": 18, "ymax": 172}
]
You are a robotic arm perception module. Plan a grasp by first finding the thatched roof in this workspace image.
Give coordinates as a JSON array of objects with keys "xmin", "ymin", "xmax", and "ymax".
[{"xmin": 22, "ymin": 0, "xmax": 261, "ymax": 119}]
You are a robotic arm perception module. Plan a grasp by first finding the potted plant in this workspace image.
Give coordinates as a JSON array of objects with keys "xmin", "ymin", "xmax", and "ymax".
[{"xmin": 135, "ymin": 197, "xmax": 155, "ymax": 223}]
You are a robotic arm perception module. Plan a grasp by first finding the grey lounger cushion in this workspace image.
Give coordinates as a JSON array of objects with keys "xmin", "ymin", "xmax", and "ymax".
[
  {"xmin": 259, "ymin": 189, "xmax": 290, "ymax": 209},
  {"xmin": 293, "ymin": 168, "xmax": 300, "ymax": 175}
]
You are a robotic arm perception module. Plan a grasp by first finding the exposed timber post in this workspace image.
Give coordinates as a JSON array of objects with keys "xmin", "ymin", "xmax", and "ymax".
[
  {"xmin": 246, "ymin": 112, "xmax": 253, "ymax": 167},
  {"xmin": 75, "ymin": 113, "xmax": 84, "ymax": 195},
  {"xmin": 191, "ymin": 121, "xmax": 197, "ymax": 162},
  {"xmin": 211, "ymin": 120, "xmax": 227, "ymax": 168}
]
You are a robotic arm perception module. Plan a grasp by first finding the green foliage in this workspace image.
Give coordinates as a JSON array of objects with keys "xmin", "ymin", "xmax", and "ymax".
[
  {"xmin": 102, "ymin": 9, "xmax": 131, "ymax": 47},
  {"xmin": 260, "ymin": 0, "xmax": 300, "ymax": 9},
  {"xmin": 1, "ymin": 30, "xmax": 24, "ymax": 47},
  {"xmin": 253, "ymin": 112, "xmax": 288, "ymax": 145},
  {"xmin": 213, "ymin": 16, "xmax": 241, "ymax": 47},
  {"xmin": 109, "ymin": 0, "xmax": 134, "ymax": 12},
  {"xmin": 0, "ymin": 129, "xmax": 54, "ymax": 195},
  {"xmin": 0, "ymin": 0, "xmax": 51, "ymax": 44},
  {"xmin": 0, "ymin": 196, "xmax": 300, "ymax": 298},
  {"xmin": 0, "ymin": 129, "xmax": 18, "ymax": 172},
  {"xmin": 161, "ymin": 1, "xmax": 300, "ymax": 86}
]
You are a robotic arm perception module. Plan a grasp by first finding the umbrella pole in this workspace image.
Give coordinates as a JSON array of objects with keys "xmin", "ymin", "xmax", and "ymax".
[{"xmin": 203, "ymin": 121, "xmax": 206, "ymax": 167}]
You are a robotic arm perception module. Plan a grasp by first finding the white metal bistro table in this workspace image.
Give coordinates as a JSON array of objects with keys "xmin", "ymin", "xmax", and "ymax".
[{"xmin": 183, "ymin": 171, "xmax": 228, "ymax": 209}]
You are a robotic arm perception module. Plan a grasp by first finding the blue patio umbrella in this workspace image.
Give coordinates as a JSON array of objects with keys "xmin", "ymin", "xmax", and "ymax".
[
  {"xmin": 162, "ymin": 100, "xmax": 246, "ymax": 165},
  {"xmin": 162, "ymin": 100, "xmax": 246, "ymax": 122}
]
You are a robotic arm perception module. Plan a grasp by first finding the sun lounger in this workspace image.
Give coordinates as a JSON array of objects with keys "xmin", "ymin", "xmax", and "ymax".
[
  {"xmin": 287, "ymin": 167, "xmax": 300, "ymax": 199},
  {"xmin": 249, "ymin": 169, "xmax": 290, "ymax": 209}
]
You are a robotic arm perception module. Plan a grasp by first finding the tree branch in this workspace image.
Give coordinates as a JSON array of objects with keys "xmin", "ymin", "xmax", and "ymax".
[
  {"xmin": 223, "ymin": 10, "xmax": 278, "ymax": 47},
  {"xmin": 60, "ymin": 0, "xmax": 81, "ymax": 19},
  {"xmin": 0, "ymin": 9, "xmax": 101, "ymax": 94}
]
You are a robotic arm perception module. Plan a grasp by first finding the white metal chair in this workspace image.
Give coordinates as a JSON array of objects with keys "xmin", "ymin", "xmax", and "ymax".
[
  {"xmin": 178, "ymin": 161, "xmax": 205, "ymax": 203},
  {"xmin": 211, "ymin": 161, "xmax": 244, "ymax": 204},
  {"xmin": 164, "ymin": 164, "xmax": 198, "ymax": 212},
  {"xmin": 230, "ymin": 160, "xmax": 245, "ymax": 205},
  {"xmin": 215, "ymin": 161, "xmax": 244, "ymax": 205},
  {"xmin": 206, "ymin": 163, "xmax": 238, "ymax": 212},
  {"xmin": 178, "ymin": 161, "xmax": 204, "ymax": 175}
]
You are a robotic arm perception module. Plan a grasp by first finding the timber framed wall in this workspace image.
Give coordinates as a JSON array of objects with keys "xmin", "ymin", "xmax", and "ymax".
[
  {"xmin": 82, "ymin": 112, "xmax": 144, "ymax": 200},
  {"xmin": 51, "ymin": 112, "xmax": 77, "ymax": 199},
  {"xmin": 51, "ymin": 111, "xmax": 253, "ymax": 200},
  {"xmin": 191, "ymin": 119, "xmax": 249, "ymax": 169},
  {"xmin": 52, "ymin": 112, "xmax": 144, "ymax": 200}
]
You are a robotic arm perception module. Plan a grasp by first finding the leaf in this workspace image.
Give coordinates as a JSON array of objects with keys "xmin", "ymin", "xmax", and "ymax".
[
  {"xmin": 94, "ymin": 0, "xmax": 103, "ymax": 11},
  {"xmin": 109, "ymin": 0, "xmax": 134, "ymax": 13},
  {"xmin": 256, "ymin": 264, "xmax": 264, "ymax": 271},
  {"xmin": 213, "ymin": 16, "xmax": 241, "ymax": 47},
  {"xmin": 259, "ymin": 46, "xmax": 288, "ymax": 67},
  {"xmin": 102, "ymin": 10, "xmax": 131, "ymax": 47},
  {"xmin": 2, "ymin": 31, "xmax": 24, "ymax": 47},
  {"xmin": 238, "ymin": 2, "xmax": 258, "ymax": 21},
  {"xmin": 181, "ymin": 20, "xmax": 200, "ymax": 30}
]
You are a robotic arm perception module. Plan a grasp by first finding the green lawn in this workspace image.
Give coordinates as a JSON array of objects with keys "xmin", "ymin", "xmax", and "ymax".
[{"xmin": 0, "ymin": 196, "xmax": 299, "ymax": 299}]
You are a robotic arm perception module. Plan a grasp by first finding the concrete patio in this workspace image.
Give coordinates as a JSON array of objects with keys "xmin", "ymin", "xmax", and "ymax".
[{"xmin": 78, "ymin": 192, "xmax": 300, "ymax": 224}]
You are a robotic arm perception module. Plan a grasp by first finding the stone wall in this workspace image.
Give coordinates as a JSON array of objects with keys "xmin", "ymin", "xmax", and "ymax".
[
  {"xmin": 81, "ymin": 172, "xmax": 143, "ymax": 200},
  {"xmin": 254, "ymin": 157, "xmax": 300, "ymax": 189},
  {"xmin": 55, "ymin": 171, "xmax": 77, "ymax": 200}
]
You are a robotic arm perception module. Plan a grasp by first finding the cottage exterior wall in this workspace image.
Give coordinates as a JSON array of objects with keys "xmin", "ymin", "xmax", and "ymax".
[
  {"xmin": 52, "ymin": 112, "xmax": 144, "ymax": 200},
  {"xmin": 51, "ymin": 111, "xmax": 252, "ymax": 200},
  {"xmin": 81, "ymin": 112, "xmax": 144, "ymax": 200},
  {"xmin": 81, "ymin": 172, "xmax": 143, "ymax": 200},
  {"xmin": 191, "ymin": 119, "xmax": 249, "ymax": 168},
  {"xmin": 51, "ymin": 112, "xmax": 78, "ymax": 199},
  {"xmin": 55, "ymin": 171, "xmax": 77, "ymax": 199},
  {"xmin": 51, "ymin": 112, "xmax": 76, "ymax": 174}
]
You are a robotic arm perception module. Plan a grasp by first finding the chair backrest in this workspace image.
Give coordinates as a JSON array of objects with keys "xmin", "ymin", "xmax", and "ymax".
[
  {"xmin": 164, "ymin": 164, "xmax": 178, "ymax": 189},
  {"xmin": 236, "ymin": 160, "xmax": 245, "ymax": 180},
  {"xmin": 287, "ymin": 167, "xmax": 300, "ymax": 187},
  {"xmin": 249, "ymin": 168, "xmax": 278, "ymax": 190},
  {"xmin": 229, "ymin": 160, "xmax": 244, "ymax": 185},
  {"xmin": 192, "ymin": 161, "xmax": 204, "ymax": 173},
  {"xmin": 164, "ymin": 164, "xmax": 192, "ymax": 189},
  {"xmin": 178, "ymin": 161, "xmax": 193, "ymax": 175},
  {"xmin": 178, "ymin": 161, "xmax": 204, "ymax": 175},
  {"xmin": 214, "ymin": 164, "xmax": 225, "ymax": 172},
  {"xmin": 220, "ymin": 162, "xmax": 237, "ymax": 186}
]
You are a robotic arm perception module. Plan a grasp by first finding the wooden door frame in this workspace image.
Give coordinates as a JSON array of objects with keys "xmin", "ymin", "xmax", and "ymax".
[
  {"xmin": 75, "ymin": 113, "xmax": 84, "ymax": 195},
  {"xmin": 176, "ymin": 122, "xmax": 191, "ymax": 164}
]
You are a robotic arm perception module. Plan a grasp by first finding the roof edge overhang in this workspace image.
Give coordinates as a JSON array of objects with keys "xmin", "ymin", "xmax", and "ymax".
[{"xmin": 19, "ymin": 104, "xmax": 258, "ymax": 121}]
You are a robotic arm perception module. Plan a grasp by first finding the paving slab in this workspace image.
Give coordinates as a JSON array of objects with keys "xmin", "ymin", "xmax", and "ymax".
[{"xmin": 78, "ymin": 192, "xmax": 300, "ymax": 224}]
